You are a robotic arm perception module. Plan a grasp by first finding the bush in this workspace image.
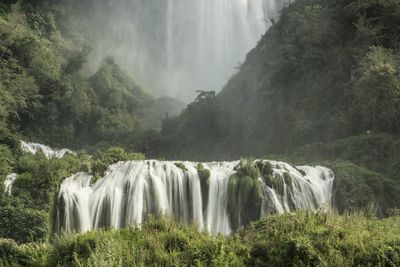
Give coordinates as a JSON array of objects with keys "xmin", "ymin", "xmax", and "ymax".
[
  {"xmin": 243, "ymin": 211, "xmax": 400, "ymax": 267},
  {"xmin": 0, "ymin": 198, "xmax": 48, "ymax": 244},
  {"xmin": 49, "ymin": 216, "xmax": 245, "ymax": 266},
  {"xmin": 325, "ymin": 160, "xmax": 400, "ymax": 216},
  {"xmin": 0, "ymin": 238, "xmax": 48, "ymax": 267},
  {"xmin": 91, "ymin": 147, "xmax": 145, "ymax": 179},
  {"xmin": 12, "ymin": 152, "xmax": 89, "ymax": 209}
]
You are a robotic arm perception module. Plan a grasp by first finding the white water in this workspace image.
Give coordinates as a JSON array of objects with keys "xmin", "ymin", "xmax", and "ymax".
[
  {"xmin": 86, "ymin": 0, "xmax": 283, "ymax": 101},
  {"xmin": 3, "ymin": 173, "xmax": 18, "ymax": 195},
  {"xmin": 56, "ymin": 160, "xmax": 334, "ymax": 235},
  {"xmin": 21, "ymin": 140, "xmax": 74, "ymax": 159}
]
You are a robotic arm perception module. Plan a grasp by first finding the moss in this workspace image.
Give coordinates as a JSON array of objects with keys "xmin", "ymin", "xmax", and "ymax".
[
  {"xmin": 196, "ymin": 163, "xmax": 210, "ymax": 182},
  {"xmin": 227, "ymin": 174, "xmax": 239, "ymax": 229},
  {"xmin": 235, "ymin": 158, "xmax": 259, "ymax": 180},
  {"xmin": 261, "ymin": 162, "xmax": 274, "ymax": 177},
  {"xmin": 272, "ymin": 174, "xmax": 284, "ymax": 196},
  {"xmin": 92, "ymin": 147, "xmax": 145, "ymax": 179},
  {"xmin": 174, "ymin": 162, "xmax": 187, "ymax": 172},
  {"xmin": 196, "ymin": 163, "xmax": 210, "ymax": 211},
  {"xmin": 283, "ymin": 172, "xmax": 292, "ymax": 188}
]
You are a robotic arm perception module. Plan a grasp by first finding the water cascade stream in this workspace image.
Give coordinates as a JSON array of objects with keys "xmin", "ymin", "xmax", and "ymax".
[
  {"xmin": 87, "ymin": 0, "xmax": 283, "ymax": 101},
  {"xmin": 2, "ymin": 141, "xmax": 74, "ymax": 195},
  {"xmin": 21, "ymin": 141, "xmax": 75, "ymax": 159},
  {"xmin": 55, "ymin": 160, "xmax": 334, "ymax": 235}
]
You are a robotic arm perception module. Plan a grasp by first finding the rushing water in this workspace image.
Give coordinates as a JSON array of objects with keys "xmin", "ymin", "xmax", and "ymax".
[
  {"xmin": 3, "ymin": 141, "xmax": 74, "ymax": 195},
  {"xmin": 21, "ymin": 140, "xmax": 75, "ymax": 159},
  {"xmin": 55, "ymin": 160, "xmax": 334, "ymax": 235},
  {"xmin": 86, "ymin": 0, "xmax": 283, "ymax": 101},
  {"xmin": 3, "ymin": 173, "xmax": 18, "ymax": 195}
]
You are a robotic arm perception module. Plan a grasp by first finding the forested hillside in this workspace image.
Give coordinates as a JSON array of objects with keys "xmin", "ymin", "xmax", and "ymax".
[
  {"xmin": 159, "ymin": 0, "xmax": 400, "ymax": 216},
  {"xmin": 162, "ymin": 0, "xmax": 400, "ymax": 160},
  {"xmin": 0, "ymin": 0, "xmax": 400, "ymax": 266},
  {"xmin": 0, "ymin": 0, "xmax": 180, "ymax": 154}
]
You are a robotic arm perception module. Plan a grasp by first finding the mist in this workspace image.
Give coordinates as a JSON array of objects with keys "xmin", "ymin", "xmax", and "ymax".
[{"xmin": 78, "ymin": 0, "xmax": 282, "ymax": 102}]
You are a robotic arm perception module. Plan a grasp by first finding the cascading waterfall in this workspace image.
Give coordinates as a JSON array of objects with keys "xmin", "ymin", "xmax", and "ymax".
[
  {"xmin": 3, "ymin": 173, "xmax": 18, "ymax": 195},
  {"xmin": 86, "ymin": 0, "xmax": 283, "ymax": 101},
  {"xmin": 21, "ymin": 140, "xmax": 75, "ymax": 159},
  {"xmin": 55, "ymin": 160, "xmax": 334, "ymax": 235},
  {"xmin": 3, "ymin": 141, "xmax": 74, "ymax": 195}
]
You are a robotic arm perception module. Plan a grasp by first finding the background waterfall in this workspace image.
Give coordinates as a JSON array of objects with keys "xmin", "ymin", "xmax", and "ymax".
[
  {"xmin": 81, "ymin": 0, "xmax": 283, "ymax": 102},
  {"xmin": 21, "ymin": 141, "xmax": 74, "ymax": 159},
  {"xmin": 56, "ymin": 160, "xmax": 334, "ymax": 235}
]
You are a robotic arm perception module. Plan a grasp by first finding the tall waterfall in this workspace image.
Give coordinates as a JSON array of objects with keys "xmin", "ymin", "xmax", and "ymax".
[
  {"xmin": 55, "ymin": 160, "xmax": 334, "ymax": 235},
  {"xmin": 85, "ymin": 0, "xmax": 283, "ymax": 101}
]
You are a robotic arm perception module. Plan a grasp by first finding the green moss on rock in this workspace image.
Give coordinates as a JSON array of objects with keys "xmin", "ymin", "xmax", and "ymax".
[
  {"xmin": 196, "ymin": 163, "xmax": 210, "ymax": 211},
  {"xmin": 174, "ymin": 162, "xmax": 187, "ymax": 172}
]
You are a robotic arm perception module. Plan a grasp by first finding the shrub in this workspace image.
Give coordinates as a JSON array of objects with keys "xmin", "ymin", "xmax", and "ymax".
[
  {"xmin": 0, "ymin": 198, "xmax": 48, "ymax": 244},
  {"xmin": 91, "ymin": 147, "xmax": 145, "ymax": 179},
  {"xmin": 0, "ymin": 239, "xmax": 48, "ymax": 267}
]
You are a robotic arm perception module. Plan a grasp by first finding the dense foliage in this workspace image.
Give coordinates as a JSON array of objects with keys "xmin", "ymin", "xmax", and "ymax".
[
  {"xmin": 162, "ymin": 0, "xmax": 400, "ymax": 160},
  {"xmin": 0, "ymin": 212, "xmax": 399, "ymax": 266},
  {"xmin": 157, "ymin": 0, "xmax": 400, "ymax": 215},
  {"xmin": 1, "ymin": 0, "xmax": 400, "ymax": 266},
  {"xmin": 0, "ymin": 1, "xmax": 176, "ymax": 154}
]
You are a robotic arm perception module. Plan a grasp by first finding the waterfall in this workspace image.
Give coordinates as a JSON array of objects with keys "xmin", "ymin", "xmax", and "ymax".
[
  {"xmin": 86, "ymin": 0, "xmax": 283, "ymax": 101},
  {"xmin": 56, "ymin": 160, "xmax": 334, "ymax": 235},
  {"xmin": 3, "ymin": 173, "xmax": 18, "ymax": 195},
  {"xmin": 21, "ymin": 141, "xmax": 75, "ymax": 159}
]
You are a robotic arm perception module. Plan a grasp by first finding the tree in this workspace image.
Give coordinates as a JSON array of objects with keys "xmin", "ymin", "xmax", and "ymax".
[{"xmin": 353, "ymin": 46, "xmax": 400, "ymax": 133}]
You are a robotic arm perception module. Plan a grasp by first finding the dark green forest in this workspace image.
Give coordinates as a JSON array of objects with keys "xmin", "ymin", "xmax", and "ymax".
[{"xmin": 0, "ymin": 0, "xmax": 399, "ymax": 266}]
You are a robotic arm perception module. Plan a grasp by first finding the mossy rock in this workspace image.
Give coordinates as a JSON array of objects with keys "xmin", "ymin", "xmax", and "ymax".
[
  {"xmin": 238, "ymin": 176, "xmax": 254, "ymax": 204},
  {"xmin": 272, "ymin": 174, "xmax": 285, "ymax": 196},
  {"xmin": 283, "ymin": 172, "xmax": 292, "ymax": 188},
  {"xmin": 236, "ymin": 158, "xmax": 259, "ymax": 179},
  {"xmin": 261, "ymin": 162, "xmax": 274, "ymax": 177},
  {"xmin": 174, "ymin": 162, "xmax": 187, "ymax": 172},
  {"xmin": 227, "ymin": 174, "xmax": 239, "ymax": 229},
  {"xmin": 196, "ymin": 163, "xmax": 210, "ymax": 211},
  {"xmin": 263, "ymin": 174, "xmax": 274, "ymax": 188}
]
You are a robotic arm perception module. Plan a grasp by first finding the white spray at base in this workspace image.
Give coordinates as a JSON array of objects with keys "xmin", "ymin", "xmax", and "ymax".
[{"xmin": 56, "ymin": 160, "xmax": 334, "ymax": 235}]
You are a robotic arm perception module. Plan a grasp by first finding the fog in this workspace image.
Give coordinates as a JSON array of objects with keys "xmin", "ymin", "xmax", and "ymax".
[{"xmin": 80, "ymin": 0, "xmax": 282, "ymax": 102}]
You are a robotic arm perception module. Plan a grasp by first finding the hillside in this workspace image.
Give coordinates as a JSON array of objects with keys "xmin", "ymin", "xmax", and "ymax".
[
  {"xmin": 0, "ymin": 1, "xmax": 400, "ymax": 266},
  {"xmin": 0, "ymin": 1, "xmax": 184, "ymax": 153},
  {"xmin": 162, "ymin": 0, "xmax": 400, "ymax": 160}
]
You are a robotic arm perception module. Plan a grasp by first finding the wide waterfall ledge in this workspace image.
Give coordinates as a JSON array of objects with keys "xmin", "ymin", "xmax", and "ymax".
[{"xmin": 55, "ymin": 160, "xmax": 334, "ymax": 235}]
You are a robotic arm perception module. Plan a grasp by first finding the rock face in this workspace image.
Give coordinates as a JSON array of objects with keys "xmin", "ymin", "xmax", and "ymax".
[{"xmin": 55, "ymin": 160, "xmax": 334, "ymax": 234}]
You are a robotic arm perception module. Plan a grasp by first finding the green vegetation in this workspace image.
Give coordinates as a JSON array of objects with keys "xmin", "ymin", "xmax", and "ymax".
[
  {"xmin": 228, "ymin": 159, "xmax": 263, "ymax": 229},
  {"xmin": 91, "ymin": 147, "xmax": 144, "ymax": 179},
  {"xmin": 0, "ymin": 137, "xmax": 143, "ymax": 243},
  {"xmin": 1, "ymin": 0, "xmax": 400, "ymax": 265},
  {"xmin": 174, "ymin": 162, "xmax": 187, "ymax": 172},
  {"xmin": 196, "ymin": 163, "xmax": 210, "ymax": 211},
  {"xmin": 1, "ymin": 212, "xmax": 399, "ymax": 266},
  {"xmin": 0, "ymin": 1, "xmax": 167, "ymax": 154},
  {"xmin": 0, "ymin": 198, "xmax": 47, "ymax": 244},
  {"xmin": 324, "ymin": 160, "xmax": 400, "ymax": 217}
]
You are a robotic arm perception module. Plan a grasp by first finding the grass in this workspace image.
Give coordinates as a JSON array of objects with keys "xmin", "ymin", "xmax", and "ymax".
[{"xmin": 1, "ymin": 212, "xmax": 399, "ymax": 266}]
